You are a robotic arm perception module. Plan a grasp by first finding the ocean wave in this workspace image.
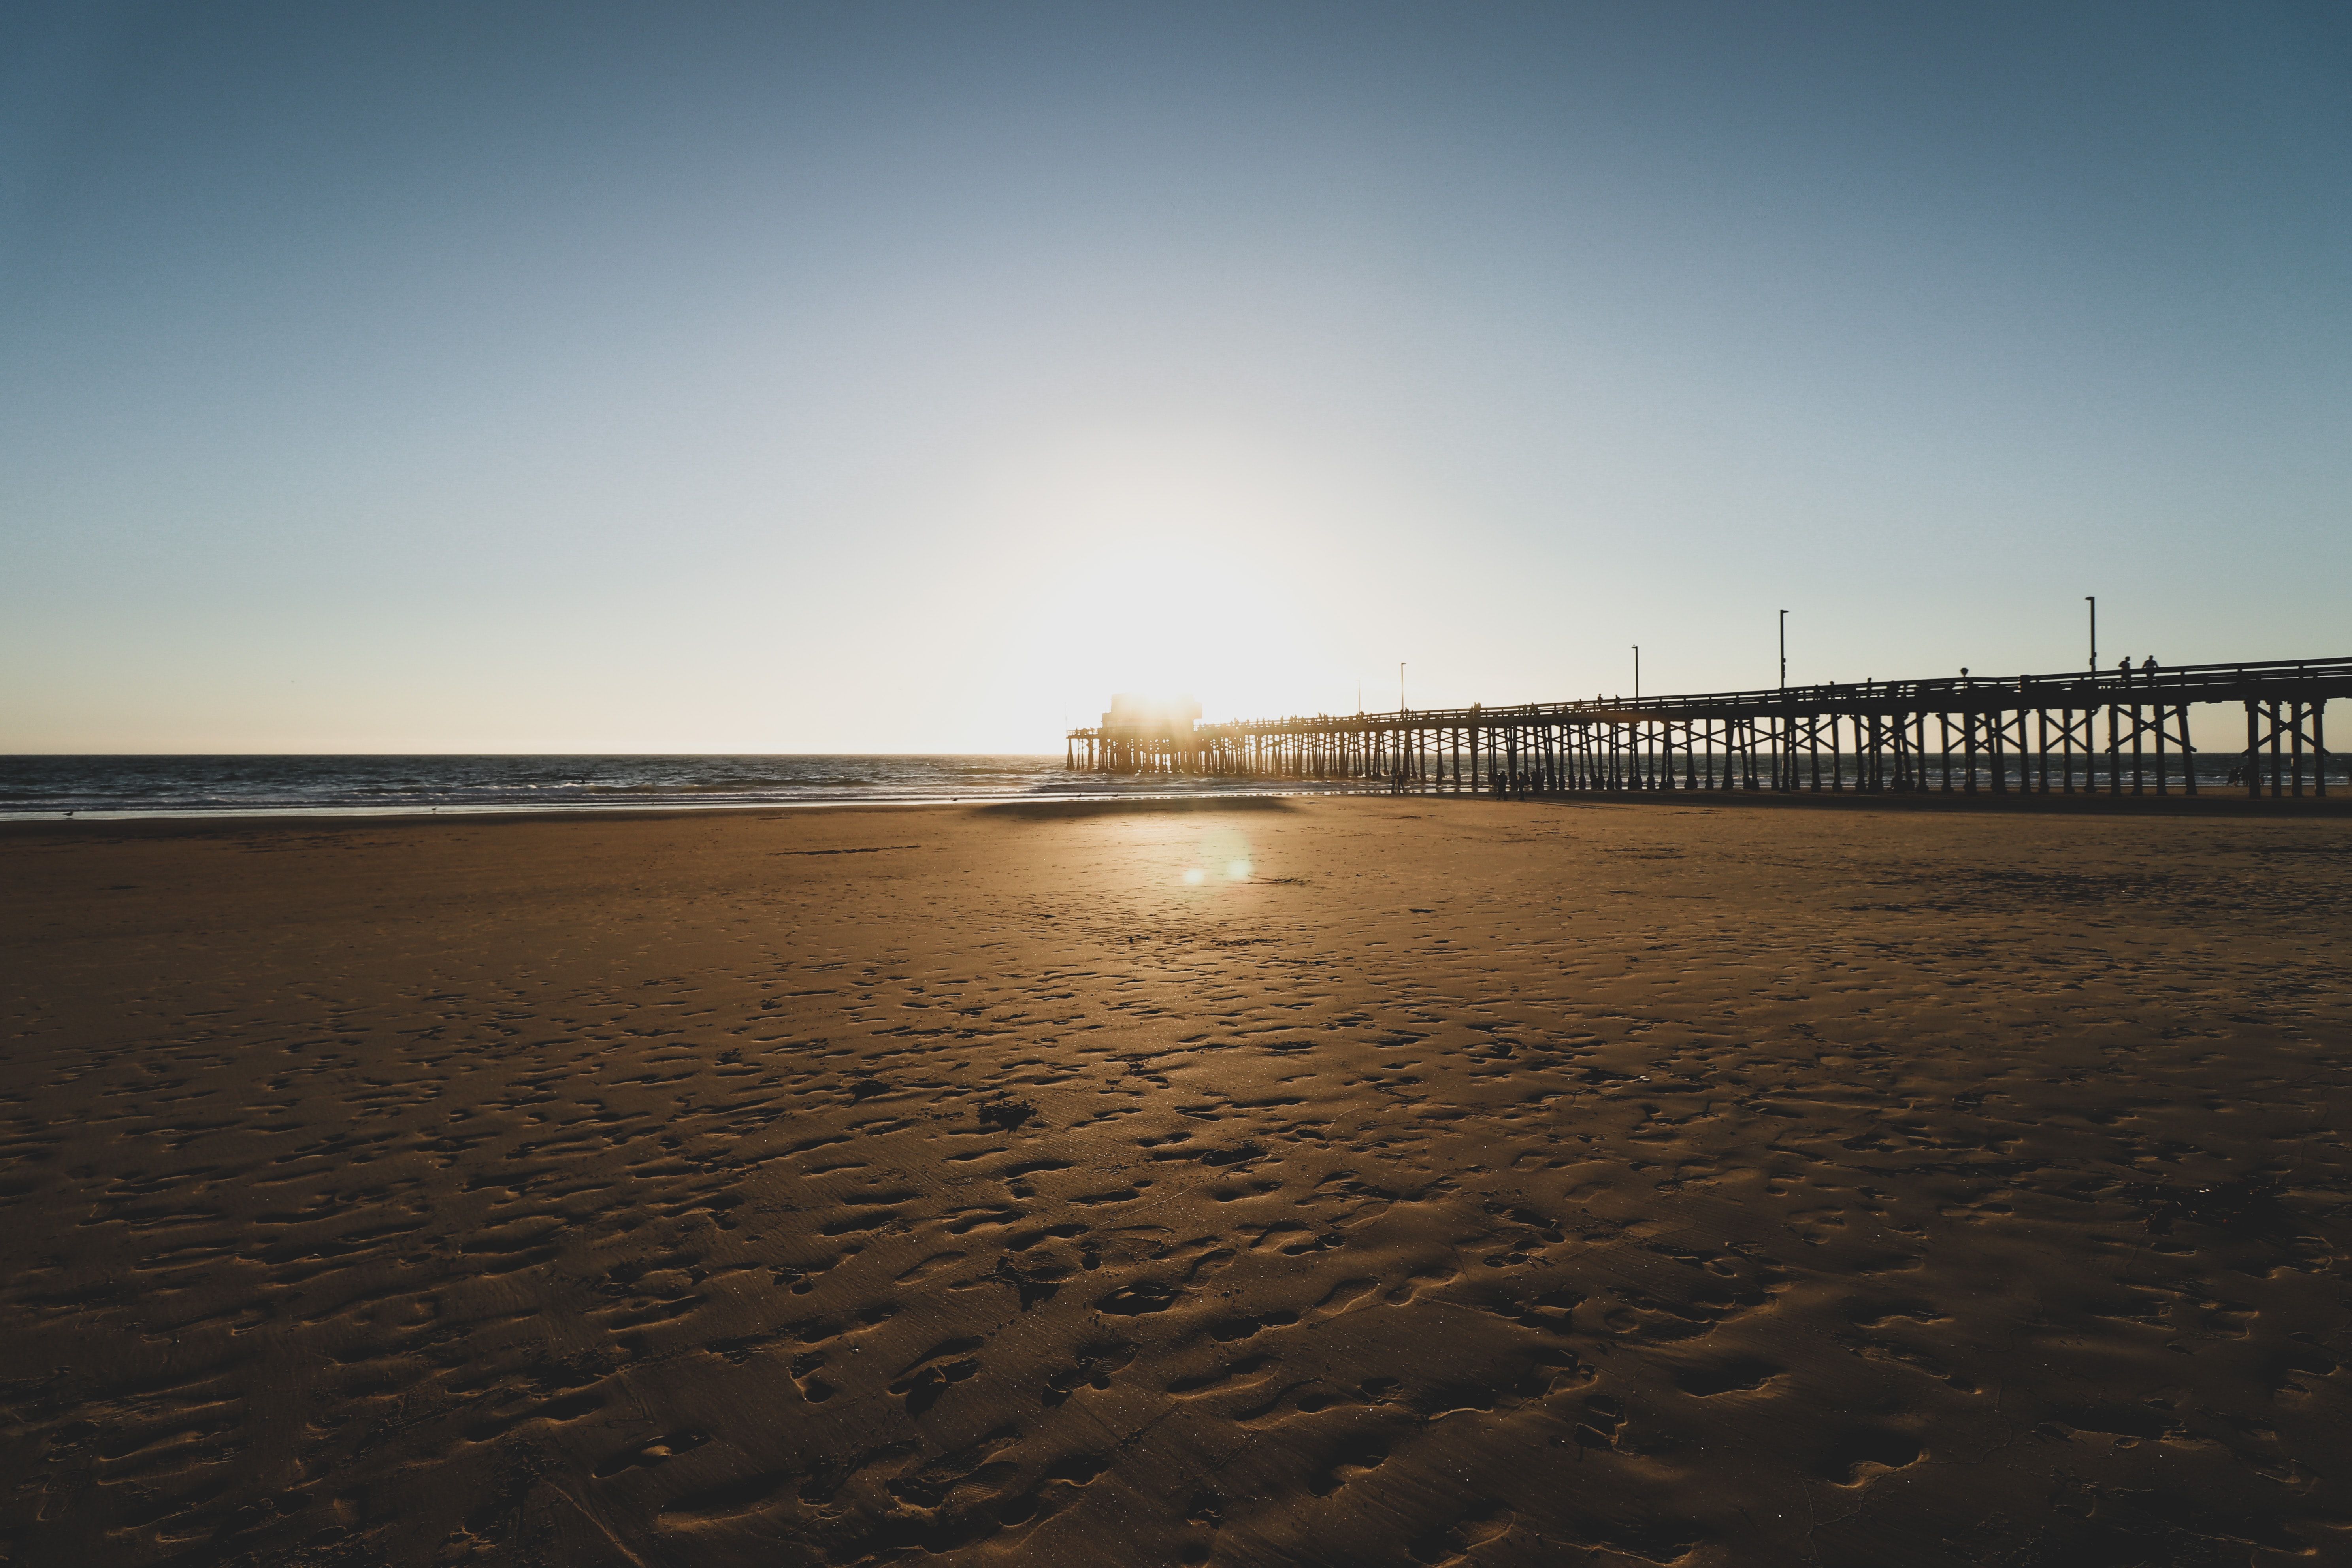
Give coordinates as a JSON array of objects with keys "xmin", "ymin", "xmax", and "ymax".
[{"xmin": 0, "ymin": 755, "xmax": 1363, "ymax": 820}]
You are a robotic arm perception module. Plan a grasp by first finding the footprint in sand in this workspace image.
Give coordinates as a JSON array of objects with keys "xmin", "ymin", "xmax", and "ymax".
[
  {"xmin": 1043, "ymin": 1341, "xmax": 1135, "ymax": 1407},
  {"xmin": 592, "ymin": 1429, "xmax": 710, "ymax": 1478},
  {"xmin": 888, "ymin": 1338, "xmax": 986, "ymax": 1415},
  {"xmin": 1384, "ymin": 1263, "xmax": 1460, "ymax": 1305},
  {"xmin": 1307, "ymin": 1440, "xmax": 1389, "ymax": 1496},
  {"xmin": 1310, "ymin": 1277, "xmax": 1380, "ymax": 1317},
  {"xmin": 1234, "ymin": 1378, "xmax": 1356, "ymax": 1425},
  {"xmin": 1812, "ymin": 1428, "xmax": 1924, "ymax": 1486},
  {"xmin": 1672, "ymin": 1356, "xmax": 1783, "ymax": 1396},
  {"xmin": 1570, "ymin": 1395, "xmax": 1625, "ymax": 1450},
  {"xmin": 893, "ymin": 1250, "xmax": 967, "ymax": 1285},
  {"xmin": 1167, "ymin": 1354, "xmax": 1277, "ymax": 1398},
  {"xmin": 788, "ymin": 1350, "xmax": 837, "ymax": 1403}
]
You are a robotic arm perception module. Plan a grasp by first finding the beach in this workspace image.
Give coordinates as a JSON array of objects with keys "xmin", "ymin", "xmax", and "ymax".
[{"xmin": 3, "ymin": 795, "xmax": 2348, "ymax": 1566}]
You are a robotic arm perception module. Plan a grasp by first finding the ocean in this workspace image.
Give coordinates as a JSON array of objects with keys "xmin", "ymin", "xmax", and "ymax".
[
  {"xmin": 0, "ymin": 755, "xmax": 1335, "ymax": 821},
  {"xmin": 0, "ymin": 751, "xmax": 2291, "ymax": 821}
]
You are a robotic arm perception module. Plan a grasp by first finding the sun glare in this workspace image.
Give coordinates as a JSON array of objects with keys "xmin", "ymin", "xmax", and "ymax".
[
  {"xmin": 994, "ymin": 430, "xmax": 1357, "ymax": 726},
  {"xmin": 1169, "ymin": 825, "xmax": 1257, "ymax": 890}
]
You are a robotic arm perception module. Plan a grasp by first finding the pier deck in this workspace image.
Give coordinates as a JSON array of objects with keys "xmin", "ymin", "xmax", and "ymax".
[{"xmin": 1066, "ymin": 656, "xmax": 2349, "ymax": 799}]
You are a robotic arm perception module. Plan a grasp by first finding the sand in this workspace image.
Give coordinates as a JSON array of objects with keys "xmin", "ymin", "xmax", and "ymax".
[{"xmin": 2, "ymin": 795, "xmax": 2349, "ymax": 1567}]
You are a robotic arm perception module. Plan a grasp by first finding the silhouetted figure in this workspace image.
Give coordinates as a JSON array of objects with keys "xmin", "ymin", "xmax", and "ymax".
[{"xmin": 2142, "ymin": 655, "xmax": 2158, "ymax": 672}]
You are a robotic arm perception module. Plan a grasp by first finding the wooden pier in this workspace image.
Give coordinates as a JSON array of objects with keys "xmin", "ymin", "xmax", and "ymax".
[{"xmin": 1065, "ymin": 656, "xmax": 2348, "ymax": 799}]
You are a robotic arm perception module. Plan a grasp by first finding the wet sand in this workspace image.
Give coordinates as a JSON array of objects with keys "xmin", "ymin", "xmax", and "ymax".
[{"xmin": 3, "ymin": 796, "xmax": 2349, "ymax": 1566}]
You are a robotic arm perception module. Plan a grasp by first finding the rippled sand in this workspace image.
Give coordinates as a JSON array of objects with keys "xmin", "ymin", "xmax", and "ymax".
[{"xmin": 4, "ymin": 796, "xmax": 2348, "ymax": 1566}]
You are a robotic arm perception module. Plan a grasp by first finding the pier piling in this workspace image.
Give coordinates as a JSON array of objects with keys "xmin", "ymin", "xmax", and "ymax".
[{"xmin": 1066, "ymin": 658, "xmax": 2347, "ymax": 799}]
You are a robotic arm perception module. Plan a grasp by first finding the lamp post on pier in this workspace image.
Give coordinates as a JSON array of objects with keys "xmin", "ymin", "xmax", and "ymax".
[
  {"xmin": 1778, "ymin": 610, "xmax": 1790, "ymax": 792},
  {"xmin": 1632, "ymin": 646, "xmax": 1640, "ymax": 701}
]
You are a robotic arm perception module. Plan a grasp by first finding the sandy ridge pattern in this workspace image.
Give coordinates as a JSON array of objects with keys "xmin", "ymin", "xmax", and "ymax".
[{"xmin": 2, "ymin": 798, "xmax": 2348, "ymax": 1566}]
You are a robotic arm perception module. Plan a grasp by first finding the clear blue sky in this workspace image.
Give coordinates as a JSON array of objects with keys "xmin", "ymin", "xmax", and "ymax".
[{"xmin": 4, "ymin": 2, "xmax": 2345, "ymax": 752}]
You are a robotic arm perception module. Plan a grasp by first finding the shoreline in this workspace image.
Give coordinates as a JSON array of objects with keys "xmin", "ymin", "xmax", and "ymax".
[
  {"xmin": 0, "ymin": 790, "xmax": 1330, "ymax": 837},
  {"xmin": 3, "ymin": 780, "xmax": 2345, "ymax": 837}
]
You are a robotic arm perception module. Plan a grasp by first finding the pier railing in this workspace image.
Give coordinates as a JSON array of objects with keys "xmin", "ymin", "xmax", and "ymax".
[{"xmin": 1065, "ymin": 655, "xmax": 2348, "ymax": 799}]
